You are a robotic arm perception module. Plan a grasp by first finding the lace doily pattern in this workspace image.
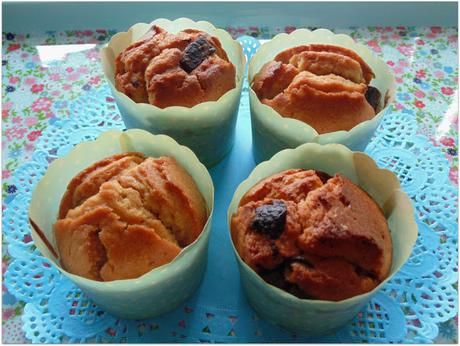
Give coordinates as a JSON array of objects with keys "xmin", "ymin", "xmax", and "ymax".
[{"xmin": 2, "ymin": 33, "xmax": 458, "ymax": 343}]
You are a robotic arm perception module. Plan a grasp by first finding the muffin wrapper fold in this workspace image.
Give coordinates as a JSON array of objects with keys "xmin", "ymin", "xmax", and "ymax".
[
  {"xmin": 248, "ymin": 28, "xmax": 396, "ymax": 163},
  {"xmin": 227, "ymin": 143, "xmax": 417, "ymax": 335},
  {"xmin": 29, "ymin": 129, "xmax": 214, "ymax": 319},
  {"xmin": 101, "ymin": 18, "xmax": 246, "ymax": 167}
]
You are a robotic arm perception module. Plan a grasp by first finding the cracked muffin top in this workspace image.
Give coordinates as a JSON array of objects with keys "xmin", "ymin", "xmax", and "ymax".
[
  {"xmin": 115, "ymin": 25, "xmax": 236, "ymax": 108},
  {"xmin": 231, "ymin": 169, "xmax": 392, "ymax": 301},
  {"xmin": 251, "ymin": 44, "xmax": 383, "ymax": 134},
  {"xmin": 54, "ymin": 153, "xmax": 208, "ymax": 281}
]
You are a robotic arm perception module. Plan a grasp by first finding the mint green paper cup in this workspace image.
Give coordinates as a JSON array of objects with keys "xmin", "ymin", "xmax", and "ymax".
[
  {"xmin": 248, "ymin": 29, "xmax": 396, "ymax": 164},
  {"xmin": 29, "ymin": 129, "xmax": 214, "ymax": 319},
  {"xmin": 227, "ymin": 143, "xmax": 417, "ymax": 335},
  {"xmin": 101, "ymin": 18, "xmax": 246, "ymax": 167}
]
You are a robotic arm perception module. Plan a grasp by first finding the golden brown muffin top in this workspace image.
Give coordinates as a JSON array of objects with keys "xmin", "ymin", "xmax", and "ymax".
[
  {"xmin": 115, "ymin": 25, "xmax": 236, "ymax": 108},
  {"xmin": 54, "ymin": 153, "xmax": 208, "ymax": 281},
  {"xmin": 231, "ymin": 169, "xmax": 392, "ymax": 301},
  {"xmin": 252, "ymin": 44, "xmax": 382, "ymax": 134}
]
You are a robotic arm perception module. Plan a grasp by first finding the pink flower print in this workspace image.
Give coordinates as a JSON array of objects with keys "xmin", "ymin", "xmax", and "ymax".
[
  {"xmin": 89, "ymin": 76, "xmax": 101, "ymax": 85},
  {"xmin": 391, "ymin": 33, "xmax": 401, "ymax": 40},
  {"xmin": 416, "ymin": 69, "xmax": 426, "ymax": 78},
  {"xmin": 25, "ymin": 116, "xmax": 38, "ymax": 127},
  {"xmin": 66, "ymin": 73, "xmax": 79, "ymax": 81},
  {"xmin": 398, "ymin": 60, "xmax": 410, "ymax": 67},
  {"xmin": 66, "ymin": 67, "xmax": 74, "ymax": 73},
  {"xmin": 20, "ymin": 52, "xmax": 29, "ymax": 58},
  {"xmin": 86, "ymin": 49, "xmax": 99, "ymax": 60},
  {"xmin": 426, "ymin": 32, "xmax": 436, "ymax": 39},
  {"xmin": 45, "ymin": 111, "xmax": 54, "ymax": 119},
  {"xmin": 387, "ymin": 60, "xmax": 395, "ymax": 67},
  {"xmin": 416, "ymin": 39, "xmax": 425, "ymax": 45},
  {"xmin": 384, "ymin": 26, "xmax": 392, "ymax": 32},
  {"xmin": 397, "ymin": 44, "xmax": 415, "ymax": 57},
  {"xmin": 31, "ymin": 97, "xmax": 52, "ymax": 112},
  {"xmin": 395, "ymin": 77, "xmax": 403, "ymax": 84},
  {"xmin": 393, "ymin": 66, "xmax": 404, "ymax": 74},
  {"xmin": 83, "ymin": 30, "xmax": 93, "ymax": 36},
  {"xmin": 2, "ymin": 170, "xmax": 11, "ymax": 179},
  {"xmin": 25, "ymin": 143, "xmax": 35, "ymax": 152},
  {"xmin": 434, "ymin": 70, "xmax": 445, "ymax": 79},
  {"xmin": 51, "ymin": 90, "xmax": 61, "ymax": 97},
  {"xmin": 31, "ymin": 84, "xmax": 44, "ymax": 93},
  {"xmin": 8, "ymin": 76, "xmax": 19, "ymax": 84},
  {"xmin": 440, "ymin": 136, "xmax": 455, "ymax": 147},
  {"xmin": 414, "ymin": 90, "xmax": 425, "ymax": 98},
  {"xmin": 32, "ymin": 55, "xmax": 41, "ymax": 62},
  {"xmin": 77, "ymin": 66, "xmax": 89, "ymax": 74},
  {"xmin": 448, "ymin": 35, "xmax": 457, "ymax": 43},
  {"xmin": 50, "ymin": 73, "xmax": 60, "ymax": 81},
  {"xmin": 285, "ymin": 26, "xmax": 296, "ymax": 34},
  {"xmin": 395, "ymin": 103, "xmax": 404, "ymax": 110},
  {"xmin": 12, "ymin": 116, "xmax": 22, "ymax": 124},
  {"xmin": 449, "ymin": 167, "xmax": 458, "ymax": 185},
  {"xmin": 24, "ymin": 77, "xmax": 36, "ymax": 85},
  {"xmin": 63, "ymin": 84, "xmax": 71, "ymax": 90},
  {"xmin": 2, "ymin": 309, "xmax": 14, "ymax": 321},
  {"xmin": 431, "ymin": 26, "xmax": 442, "ymax": 34},
  {"xmin": 5, "ymin": 128, "xmax": 26, "ymax": 140},
  {"xmin": 415, "ymin": 100, "xmax": 425, "ymax": 108},
  {"xmin": 441, "ymin": 87, "xmax": 454, "ymax": 95},
  {"xmin": 4, "ymin": 101, "xmax": 13, "ymax": 109},
  {"xmin": 2, "ymin": 109, "xmax": 9, "ymax": 119},
  {"xmin": 27, "ymin": 130, "xmax": 42, "ymax": 141},
  {"xmin": 7, "ymin": 44, "xmax": 20, "ymax": 52}
]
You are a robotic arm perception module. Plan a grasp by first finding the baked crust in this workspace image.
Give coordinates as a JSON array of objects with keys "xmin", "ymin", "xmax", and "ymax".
[
  {"xmin": 115, "ymin": 25, "xmax": 236, "ymax": 108},
  {"xmin": 231, "ymin": 170, "xmax": 392, "ymax": 301},
  {"xmin": 54, "ymin": 154, "xmax": 207, "ymax": 281},
  {"xmin": 252, "ymin": 44, "xmax": 380, "ymax": 134}
]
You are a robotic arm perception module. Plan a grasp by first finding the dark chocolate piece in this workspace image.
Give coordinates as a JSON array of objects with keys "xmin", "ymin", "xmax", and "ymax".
[
  {"xmin": 365, "ymin": 86, "xmax": 382, "ymax": 111},
  {"xmin": 180, "ymin": 36, "xmax": 216, "ymax": 73},
  {"xmin": 251, "ymin": 200, "xmax": 287, "ymax": 239}
]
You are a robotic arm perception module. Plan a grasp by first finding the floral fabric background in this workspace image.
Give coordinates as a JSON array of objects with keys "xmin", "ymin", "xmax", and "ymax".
[{"xmin": 2, "ymin": 26, "xmax": 458, "ymax": 343}]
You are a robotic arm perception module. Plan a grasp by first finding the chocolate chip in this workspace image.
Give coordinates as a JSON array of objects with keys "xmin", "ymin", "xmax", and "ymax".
[
  {"xmin": 316, "ymin": 171, "xmax": 332, "ymax": 184},
  {"xmin": 180, "ymin": 36, "xmax": 216, "ymax": 73},
  {"xmin": 365, "ymin": 86, "xmax": 382, "ymax": 111},
  {"xmin": 251, "ymin": 200, "xmax": 287, "ymax": 239}
]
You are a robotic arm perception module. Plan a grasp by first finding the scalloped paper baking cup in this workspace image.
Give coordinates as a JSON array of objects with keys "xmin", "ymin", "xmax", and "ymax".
[
  {"xmin": 101, "ymin": 18, "xmax": 246, "ymax": 167},
  {"xmin": 248, "ymin": 29, "xmax": 396, "ymax": 163},
  {"xmin": 227, "ymin": 143, "xmax": 417, "ymax": 335},
  {"xmin": 29, "ymin": 129, "xmax": 214, "ymax": 319}
]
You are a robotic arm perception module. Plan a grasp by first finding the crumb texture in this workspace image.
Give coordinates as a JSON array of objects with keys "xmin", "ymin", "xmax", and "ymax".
[
  {"xmin": 231, "ymin": 170, "xmax": 392, "ymax": 301},
  {"xmin": 54, "ymin": 153, "xmax": 207, "ymax": 281}
]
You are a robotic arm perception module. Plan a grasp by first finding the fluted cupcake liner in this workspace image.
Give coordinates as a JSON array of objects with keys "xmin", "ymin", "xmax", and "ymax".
[
  {"xmin": 227, "ymin": 143, "xmax": 417, "ymax": 335},
  {"xmin": 101, "ymin": 18, "xmax": 246, "ymax": 167},
  {"xmin": 29, "ymin": 129, "xmax": 214, "ymax": 319},
  {"xmin": 248, "ymin": 28, "xmax": 396, "ymax": 163}
]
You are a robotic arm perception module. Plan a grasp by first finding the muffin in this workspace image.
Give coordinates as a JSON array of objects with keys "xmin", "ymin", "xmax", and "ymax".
[
  {"xmin": 231, "ymin": 169, "xmax": 392, "ymax": 301},
  {"xmin": 247, "ymin": 29, "xmax": 395, "ymax": 164},
  {"xmin": 115, "ymin": 25, "xmax": 236, "ymax": 108},
  {"xmin": 252, "ymin": 44, "xmax": 382, "ymax": 134},
  {"xmin": 101, "ymin": 19, "xmax": 245, "ymax": 167},
  {"xmin": 54, "ymin": 152, "xmax": 208, "ymax": 281}
]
